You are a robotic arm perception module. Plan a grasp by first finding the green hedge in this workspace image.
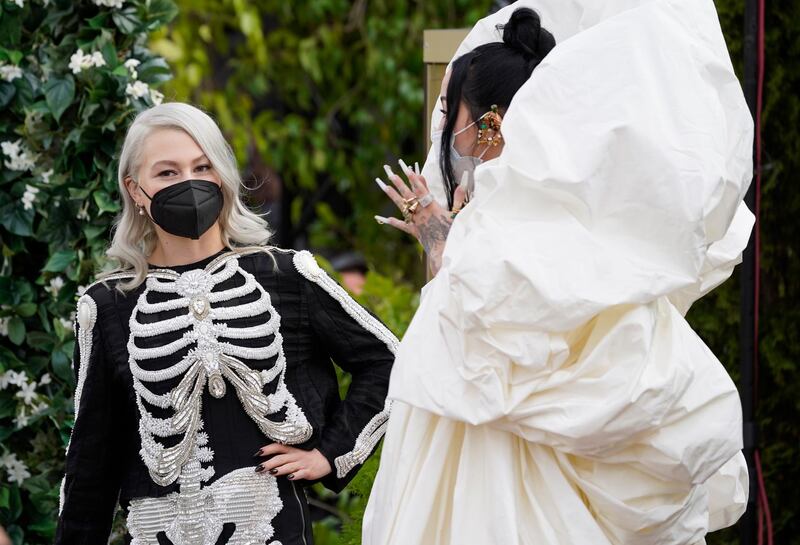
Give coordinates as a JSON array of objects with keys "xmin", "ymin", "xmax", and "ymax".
[{"xmin": 0, "ymin": 0, "xmax": 175, "ymax": 541}]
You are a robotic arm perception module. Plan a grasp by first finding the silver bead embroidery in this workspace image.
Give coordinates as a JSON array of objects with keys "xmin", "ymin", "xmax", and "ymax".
[
  {"xmin": 292, "ymin": 250, "xmax": 397, "ymax": 478},
  {"xmin": 129, "ymin": 252, "xmax": 312, "ymax": 489},
  {"xmin": 59, "ymin": 293, "xmax": 98, "ymax": 515},
  {"xmin": 127, "ymin": 466, "xmax": 284, "ymax": 545}
]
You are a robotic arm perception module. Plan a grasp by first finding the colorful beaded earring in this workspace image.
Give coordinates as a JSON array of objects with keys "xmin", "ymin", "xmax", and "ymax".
[{"xmin": 477, "ymin": 104, "xmax": 503, "ymax": 147}]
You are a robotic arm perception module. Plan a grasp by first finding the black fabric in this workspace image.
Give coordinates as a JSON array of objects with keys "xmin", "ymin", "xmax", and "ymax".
[
  {"xmin": 55, "ymin": 248, "xmax": 394, "ymax": 545},
  {"xmin": 141, "ymin": 179, "xmax": 224, "ymax": 239}
]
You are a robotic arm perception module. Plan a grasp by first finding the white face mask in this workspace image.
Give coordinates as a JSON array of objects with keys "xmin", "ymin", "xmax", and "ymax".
[{"xmin": 432, "ymin": 121, "xmax": 490, "ymax": 200}]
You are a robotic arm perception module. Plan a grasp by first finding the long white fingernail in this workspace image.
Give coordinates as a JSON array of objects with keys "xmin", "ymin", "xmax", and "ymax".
[
  {"xmin": 459, "ymin": 171, "xmax": 470, "ymax": 188},
  {"xmin": 375, "ymin": 178, "xmax": 388, "ymax": 191},
  {"xmin": 374, "ymin": 215, "xmax": 389, "ymax": 225},
  {"xmin": 383, "ymin": 164, "xmax": 395, "ymax": 179},
  {"xmin": 415, "ymin": 161, "xmax": 420, "ymax": 175},
  {"xmin": 398, "ymin": 159, "xmax": 412, "ymax": 175}
]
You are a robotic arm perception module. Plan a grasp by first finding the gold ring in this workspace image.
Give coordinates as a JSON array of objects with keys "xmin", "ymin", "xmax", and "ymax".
[{"xmin": 402, "ymin": 197, "xmax": 420, "ymax": 221}]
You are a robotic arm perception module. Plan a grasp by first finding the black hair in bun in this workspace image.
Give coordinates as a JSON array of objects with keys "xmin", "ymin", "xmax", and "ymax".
[
  {"xmin": 439, "ymin": 8, "xmax": 555, "ymax": 208},
  {"xmin": 501, "ymin": 7, "xmax": 556, "ymax": 61}
]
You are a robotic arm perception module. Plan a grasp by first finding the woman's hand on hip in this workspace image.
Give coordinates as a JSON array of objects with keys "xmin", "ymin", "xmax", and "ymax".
[
  {"xmin": 254, "ymin": 443, "xmax": 332, "ymax": 481},
  {"xmin": 374, "ymin": 160, "xmax": 467, "ymax": 276}
]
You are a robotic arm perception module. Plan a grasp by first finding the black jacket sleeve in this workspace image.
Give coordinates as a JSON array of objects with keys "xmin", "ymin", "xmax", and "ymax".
[
  {"xmin": 301, "ymin": 260, "xmax": 396, "ymax": 491},
  {"xmin": 55, "ymin": 293, "xmax": 124, "ymax": 544}
]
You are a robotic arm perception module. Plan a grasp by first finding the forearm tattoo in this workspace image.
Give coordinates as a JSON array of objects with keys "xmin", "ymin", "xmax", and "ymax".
[{"xmin": 419, "ymin": 214, "xmax": 452, "ymax": 273}]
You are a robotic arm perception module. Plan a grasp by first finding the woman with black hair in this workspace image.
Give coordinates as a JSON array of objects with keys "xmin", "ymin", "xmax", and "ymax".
[
  {"xmin": 365, "ymin": 1, "xmax": 751, "ymax": 544},
  {"xmin": 374, "ymin": 7, "xmax": 553, "ymax": 275}
]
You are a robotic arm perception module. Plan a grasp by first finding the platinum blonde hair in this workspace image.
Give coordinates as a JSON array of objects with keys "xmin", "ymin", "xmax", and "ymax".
[{"xmin": 101, "ymin": 102, "xmax": 271, "ymax": 291}]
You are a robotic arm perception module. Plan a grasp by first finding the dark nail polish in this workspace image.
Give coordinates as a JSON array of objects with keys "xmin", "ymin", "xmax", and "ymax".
[
  {"xmin": 253, "ymin": 449, "xmax": 262, "ymax": 458},
  {"xmin": 255, "ymin": 464, "xmax": 265, "ymax": 473},
  {"xmin": 269, "ymin": 468, "xmax": 278, "ymax": 475},
  {"xmin": 287, "ymin": 474, "xmax": 294, "ymax": 480}
]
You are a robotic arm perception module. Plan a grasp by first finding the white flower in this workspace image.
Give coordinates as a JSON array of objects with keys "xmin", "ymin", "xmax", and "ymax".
[
  {"xmin": 11, "ymin": 0, "xmax": 24, "ymax": 8},
  {"xmin": 0, "ymin": 140, "xmax": 20, "ymax": 157},
  {"xmin": 124, "ymin": 58, "xmax": 140, "ymax": 79},
  {"xmin": 0, "ymin": 63, "xmax": 23, "ymax": 82},
  {"xmin": 15, "ymin": 381, "xmax": 37, "ymax": 405},
  {"xmin": 1, "ymin": 139, "xmax": 35, "ymax": 172},
  {"xmin": 40, "ymin": 169, "xmax": 53, "ymax": 184},
  {"xmin": 68, "ymin": 49, "xmax": 106, "ymax": 74},
  {"xmin": 0, "ymin": 452, "xmax": 18, "ymax": 468},
  {"xmin": 126, "ymin": 80, "xmax": 150, "ymax": 99},
  {"xmin": 45, "ymin": 276, "xmax": 65, "ymax": 297},
  {"xmin": 7, "ymin": 463, "xmax": 32, "ymax": 484},
  {"xmin": 31, "ymin": 401, "xmax": 48, "ymax": 416},
  {"xmin": 77, "ymin": 285, "xmax": 87, "ymax": 296},
  {"xmin": 90, "ymin": 51, "xmax": 106, "ymax": 69},
  {"xmin": 0, "ymin": 452, "xmax": 31, "ymax": 484},
  {"xmin": 4, "ymin": 370, "xmax": 28, "ymax": 388},
  {"xmin": 13, "ymin": 410, "xmax": 29, "ymax": 430},
  {"xmin": 5, "ymin": 458, "xmax": 31, "ymax": 484},
  {"xmin": 93, "ymin": 0, "xmax": 125, "ymax": 8},
  {"xmin": 39, "ymin": 373, "xmax": 51, "ymax": 386},
  {"xmin": 0, "ymin": 317, "xmax": 9, "ymax": 338},
  {"xmin": 77, "ymin": 201, "xmax": 89, "ymax": 220},
  {"xmin": 150, "ymin": 88, "xmax": 165, "ymax": 106},
  {"xmin": 21, "ymin": 184, "xmax": 39, "ymax": 210},
  {"xmin": 59, "ymin": 317, "xmax": 72, "ymax": 329}
]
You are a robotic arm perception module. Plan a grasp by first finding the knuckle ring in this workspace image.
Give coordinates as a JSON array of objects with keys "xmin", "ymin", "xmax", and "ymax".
[{"xmin": 418, "ymin": 193, "xmax": 434, "ymax": 208}]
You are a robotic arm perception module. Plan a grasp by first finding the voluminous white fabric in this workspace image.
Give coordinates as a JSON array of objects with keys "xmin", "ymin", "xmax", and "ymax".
[{"xmin": 364, "ymin": 0, "xmax": 752, "ymax": 544}]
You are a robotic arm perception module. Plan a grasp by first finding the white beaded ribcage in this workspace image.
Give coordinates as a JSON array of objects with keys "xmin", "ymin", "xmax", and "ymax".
[{"xmin": 128, "ymin": 254, "xmax": 312, "ymax": 493}]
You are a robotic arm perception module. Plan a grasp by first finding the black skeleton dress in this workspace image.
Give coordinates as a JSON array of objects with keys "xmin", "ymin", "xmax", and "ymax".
[{"xmin": 55, "ymin": 247, "xmax": 396, "ymax": 545}]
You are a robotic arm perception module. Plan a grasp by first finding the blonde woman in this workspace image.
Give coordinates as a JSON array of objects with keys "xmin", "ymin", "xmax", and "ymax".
[{"xmin": 56, "ymin": 102, "xmax": 396, "ymax": 544}]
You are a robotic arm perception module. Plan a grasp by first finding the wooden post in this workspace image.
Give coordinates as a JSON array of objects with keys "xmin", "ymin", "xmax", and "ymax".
[{"xmin": 423, "ymin": 29, "xmax": 469, "ymax": 148}]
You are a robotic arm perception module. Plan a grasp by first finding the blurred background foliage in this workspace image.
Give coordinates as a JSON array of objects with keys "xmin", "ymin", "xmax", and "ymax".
[{"xmin": 0, "ymin": 0, "xmax": 797, "ymax": 543}]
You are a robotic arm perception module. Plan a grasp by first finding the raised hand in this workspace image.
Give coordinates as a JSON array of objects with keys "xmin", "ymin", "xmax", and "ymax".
[{"xmin": 375, "ymin": 160, "xmax": 467, "ymax": 276}]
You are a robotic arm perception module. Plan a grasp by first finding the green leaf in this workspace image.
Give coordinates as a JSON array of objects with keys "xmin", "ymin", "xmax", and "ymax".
[
  {"xmin": 44, "ymin": 76, "xmax": 75, "ymax": 123},
  {"xmin": 0, "ymin": 487, "xmax": 9, "ymax": 509},
  {"xmin": 146, "ymin": 0, "xmax": 179, "ymax": 27},
  {"xmin": 87, "ymin": 12, "xmax": 109, "ymax": 29},
  {"xmin": 43, "ymin": 249, "xmax": 76, "ymax": 272},
  {"xmin": 93, "ymin": 190, "xmax": 120, "ymax": 214},
  {"xmin": 82, "ymin": 223, "xmax": 106, "ymax": 240},
  {"xmin": 0, "ymin": 202, "xmax": 34, "ymax": 237},
  {"xmin": 8, "ymin": 484, "xmax": 22, "ymax": 521},
  {"xmin": 137, "ymin": 57, "xmax": 172, "ymax": 84},
  {"xmin": 0, "ymin": 81, "xmax": 16, "ymax": 108},
  {"xmin": 68, "ymin": 186, "xmax": 91, "ymax": 200},
  {"xmin": 0, "ymin": 11, "xmax": 22, "ymax": 47},
  {"xmin": 14, "ymin": 302, "xmax": 37, "ymax": 318},
  {"xmin": 7, "ymin": 316, "xmax": 25, "ymax": 345},
  {"xmin": 0, "ymin": 397, "xmax": 16, "ymax": 420},
  {"xmin": 112, "ymin": 7, "xmax": 142, "ymax": 34},
  {"xmin": 51, "ymin": 347, "xmax": 73, "ymax": 384},
  {"xmin": 26, "ymin": 518, "xmax": 56, "ymax": 535}
]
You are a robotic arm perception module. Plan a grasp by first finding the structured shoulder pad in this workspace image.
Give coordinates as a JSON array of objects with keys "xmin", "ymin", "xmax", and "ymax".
[{"xmin": 76, "ymin": 293, "xmax": 98, "ymax": 331}]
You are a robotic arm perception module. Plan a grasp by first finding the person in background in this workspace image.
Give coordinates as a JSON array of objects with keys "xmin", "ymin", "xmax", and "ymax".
[{"xmin": 330, "ymin": 251, "xmax": 369, "ymax": 295}]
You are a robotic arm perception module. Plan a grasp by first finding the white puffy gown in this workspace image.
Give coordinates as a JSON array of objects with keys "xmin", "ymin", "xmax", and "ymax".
[{"xmin": 363, "ymin": 0, "xmax": 752, "ymax": 544}]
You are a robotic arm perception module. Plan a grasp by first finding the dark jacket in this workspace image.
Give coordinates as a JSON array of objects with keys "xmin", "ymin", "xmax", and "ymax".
[{"xmin": 55, "ymin": 247, "xmax": 396, "ymax": 545}]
